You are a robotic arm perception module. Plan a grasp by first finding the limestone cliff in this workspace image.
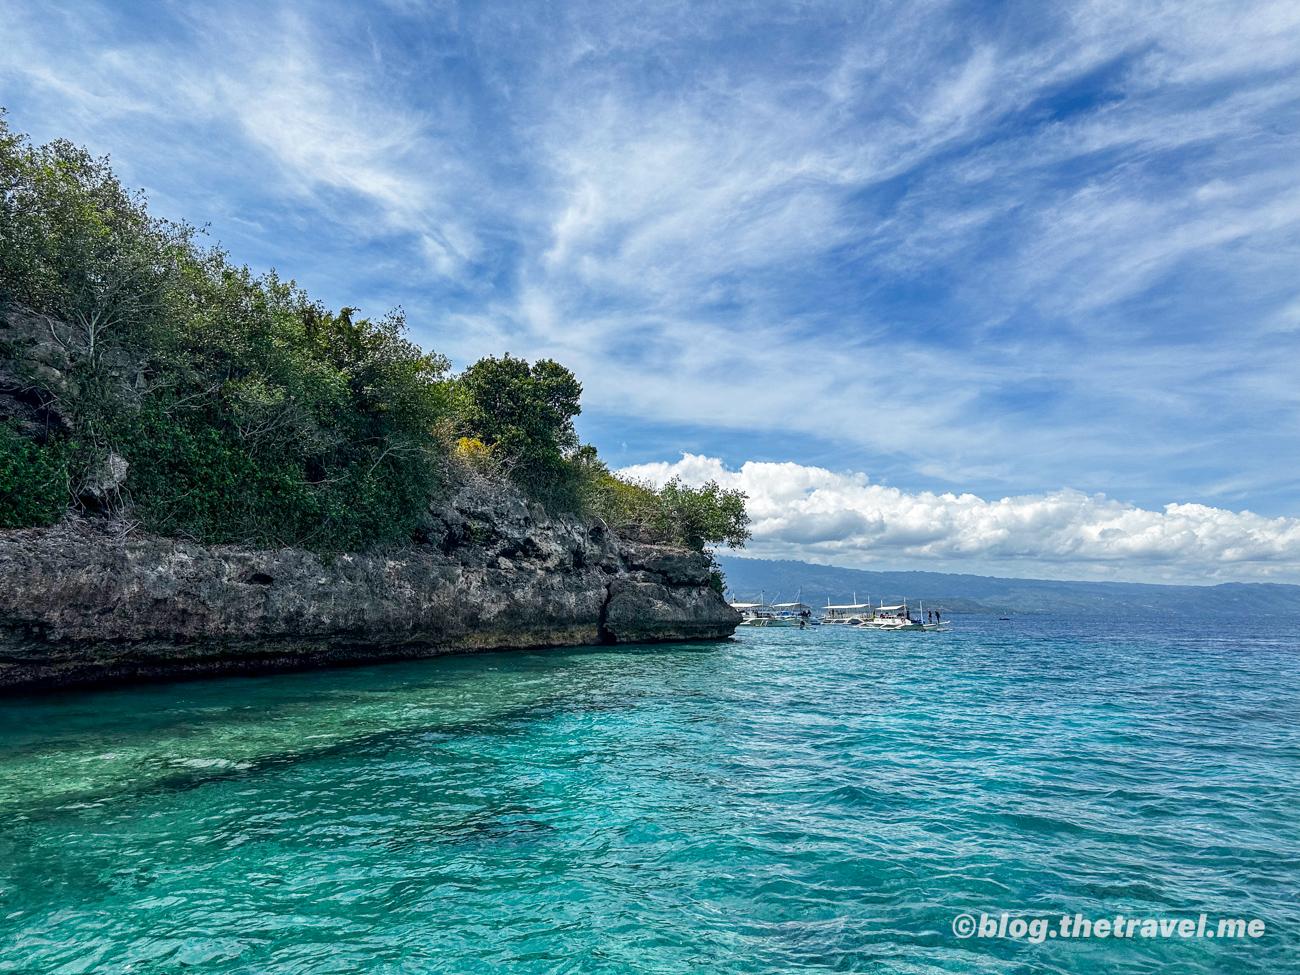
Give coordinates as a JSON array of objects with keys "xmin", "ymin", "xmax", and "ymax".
[{"xmin": 0, "ymin": 483, "xmax": 739, "ymax": 692}]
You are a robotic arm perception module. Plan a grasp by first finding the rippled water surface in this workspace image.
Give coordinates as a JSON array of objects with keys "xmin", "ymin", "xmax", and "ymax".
[{"xmin": 3, "ymin": 614, "xmax": 1299, "ymax": 973}]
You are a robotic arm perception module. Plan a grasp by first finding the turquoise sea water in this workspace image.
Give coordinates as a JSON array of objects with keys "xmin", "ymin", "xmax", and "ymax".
[{"xmin": 2, "ymin": 615, "xmax": 1299, "ymax": 973}]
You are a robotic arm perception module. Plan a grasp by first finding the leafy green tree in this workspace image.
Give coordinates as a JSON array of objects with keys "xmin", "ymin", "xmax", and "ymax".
[
  {"xmin": 575, "ymin": 456, "xmax": 751, "ymax": 555},
  {"xmin": 0, "ymin": 116, "xmax": 194, "ymax": 488},
  {"xmin": 650, "ymin": 477, "xmax": 751, "ymax": 551},
  {"xmin": 1, "ymin": 114, "xmax": 455, "ymax": 548},
  {"xmin": 0, "ymin": 123, "xmax": 189, "ymax": 344},
  {"xmin": 453, "ymin": 354, "xmax": 583, "ymax": 495}
]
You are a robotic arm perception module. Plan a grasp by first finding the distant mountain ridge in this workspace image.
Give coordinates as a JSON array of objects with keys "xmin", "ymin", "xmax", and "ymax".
[{"xmin": 716, "ymin": 556, "xmax": 1300, "ymax": 615}]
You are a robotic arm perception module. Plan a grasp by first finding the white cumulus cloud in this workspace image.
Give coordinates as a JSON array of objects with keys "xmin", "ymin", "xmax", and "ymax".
[{"xmin": 619, "ymin": 454, "xmax": 1300, "ymax": 583}]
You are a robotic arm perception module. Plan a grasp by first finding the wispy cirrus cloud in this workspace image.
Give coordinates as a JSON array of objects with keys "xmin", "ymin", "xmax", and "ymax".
[
  {"xmin": 0, "ymin": 0, "xmax": 487, "ymax": 277},
  {"xmin": 435, "ymin": 0, "xmax": 1300, "ymax": 509}
]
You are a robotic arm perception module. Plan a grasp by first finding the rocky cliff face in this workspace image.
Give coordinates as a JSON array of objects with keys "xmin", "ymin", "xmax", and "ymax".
[{"xmin": 0, "ymin": 483, "xmax": 740, "ymax": 692}]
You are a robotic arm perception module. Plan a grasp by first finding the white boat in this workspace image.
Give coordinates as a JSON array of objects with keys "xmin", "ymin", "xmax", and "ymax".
[
  {"xmin": 864, "ymin": 601, "xmax": 949, "ymax": 631},
  {"xmin": 822, "ymin": 592, "xmax": 871, "ymax": 626},
  {"xmin": 770, "ymin": 601, "xmax": 816, "ymax": 627},
  {"xmin": 730, "ymin": 602, "xmax": 771, "ymax": 626},
  {"xmin": 730, "ymin": 598, "xmax": 816, "ymax": 627},
  {"xmin": 821, "ymin": 601, "xmax": 873, "ymax": 626}
]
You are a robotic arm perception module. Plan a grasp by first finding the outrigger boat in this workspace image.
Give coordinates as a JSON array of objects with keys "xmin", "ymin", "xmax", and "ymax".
[
  {"xmin": 730, "ymin": 602, "xmax": 772, "ymax": 626},
  {"xmin": 822, "ymin": 604, "xmax": 872, "ymax": 626},
  {"xmin": 729, "ymin": 597, "xmax": 815, "ymax": 627},
  {"xmin": 770, "ymin": 601, "xmax": 816, "ymax": 627},
  {"xmin": 864, "ymin": 600, "xmax": 948, "ymax": 631},
  {"xmin": 731, "ymin": 585, "xmax": 818, "ymax": 627},
  {"xmin": 821, "ymin": 598, "xmax": 873, "ymax": 626}
]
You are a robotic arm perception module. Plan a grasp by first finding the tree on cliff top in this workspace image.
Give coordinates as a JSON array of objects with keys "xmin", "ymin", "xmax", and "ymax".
[
  {"xmin": 452, "ymin": 354, "xmax": 586, "ymax": 505},
  {"xmin": 568, "ymin": 449, "xmax": 750, "ymax": 556},
  {"xmin": 0, "ymin": 113, "xmax": 453, "ymax": 548},
  {"xmin": 651, "ymin": 477, "xmax": 751, "ymax": 551}
]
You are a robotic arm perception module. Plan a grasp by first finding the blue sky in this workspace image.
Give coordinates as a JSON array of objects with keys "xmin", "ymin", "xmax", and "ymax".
[{"xmin": 4, "ymin": 0, "xmax": 1300, "ymax": 581}]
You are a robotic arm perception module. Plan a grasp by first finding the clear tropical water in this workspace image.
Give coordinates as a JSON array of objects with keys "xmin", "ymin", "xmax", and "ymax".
[{"xmin": 2, "ymin": 614, "xmax": 1299, "ymax": 974}]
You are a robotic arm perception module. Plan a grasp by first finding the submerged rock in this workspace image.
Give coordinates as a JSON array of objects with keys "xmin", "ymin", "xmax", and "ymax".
[{"xmin": 0, "ymin": 483, "xmax": 740, "ymax": 692}]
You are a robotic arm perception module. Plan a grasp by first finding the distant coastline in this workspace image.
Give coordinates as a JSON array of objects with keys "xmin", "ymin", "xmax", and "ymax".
[{"xmin": 718, "ymin": 555, "xmax": 1300, "ymax": 616}]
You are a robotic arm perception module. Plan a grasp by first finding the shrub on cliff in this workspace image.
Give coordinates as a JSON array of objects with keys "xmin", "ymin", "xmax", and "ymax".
[
  {"xmin": 0, "ymin": 122, "xmax": 188, "ymax": 365},
  {"xmin": 450, "ymin": 354, "xmax": 586, "ymax": 507},
  {"xmin": 447, "ymin": 360, "xmax": 751, "ymax": 555},
  {"xmin": 648, "ymin": 477, "xmax": 751, "ymax": 551},
  {"xmin": 0, "ymin": 114, "xmax": 453, "ymax": 548},
  {"xmin": 571, "ymin": 450, "xmax": 750, "ymax": 555},
  {"xmin": 0, "ymin": 423, "xmax": 71, "ymax": 528}
]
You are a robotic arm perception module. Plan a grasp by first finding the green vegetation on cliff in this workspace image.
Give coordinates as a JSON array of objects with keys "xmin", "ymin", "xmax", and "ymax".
[{"xmin": 0, "ymin": 116, "xmax": 749, "ymax": 557}]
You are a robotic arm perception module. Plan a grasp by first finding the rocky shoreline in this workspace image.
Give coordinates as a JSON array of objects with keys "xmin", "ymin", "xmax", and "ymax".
[{"xmin": 0, "ymin": 483, "xmax": 739, "ymax": 693}]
